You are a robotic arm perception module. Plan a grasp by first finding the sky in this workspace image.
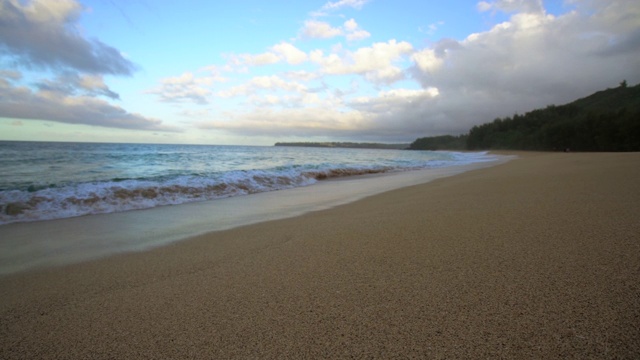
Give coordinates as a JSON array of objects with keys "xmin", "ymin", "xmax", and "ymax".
[{"xmin": 0, "ymin": 0, "xmax": 639, "ymax": 145}]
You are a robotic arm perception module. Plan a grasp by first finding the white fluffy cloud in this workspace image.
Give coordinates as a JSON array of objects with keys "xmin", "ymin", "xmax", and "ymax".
[
  {"xmin": 226, "ymin": 42, "xmax": 308, "ymax": 67},
  {"xmin": 301, "ymin": 20, "xmax": 343, "ymax": 39},
  {"xmin": 417, "ymin": 6, "xmax": 637, "ymax": 96},
  {"xmin": 271, "ymin": 42, "xmax": 309, "ymax": 64},
  {"xmin": 301, "ymin": 19, "xmax": 370, "ymax": 41},
  {"xmin": 321, "ymin": 0, "xmax": 369, "ymax": 11},
  {"xmin": 312, "ymin": 0, "xmax": 370, "ymax": 17},
  {"xmin": 404, "ymin": 0, "xmax": 640, "ymax": 135},
  {"xmin": 6, "ymin": 0, "xmax": 637, "ymax": 143},
  {"xmin": 192, "ymin": 0, "xmax": 640, "ymax": 142},
  {"xmin": 217, "ymin": 75, "xmax": 308, "ymax": 99},
  {"xmin": 411, "ymin": 49, "xmax": 444, "ymax": 75},
  {"xmin": 344, "ymin": 19, "xmax": 371, "ymax": 41},
  {"xmin": 311, "ymin": 40, "xmax": 413, "ymax": 84},
  {"xmin": 146, "ymin": 72, "xmax": 225, "ymax": 104},
  {"xmin": 198, "ymin": 87, "xmax": 445, "ymax": 141}
]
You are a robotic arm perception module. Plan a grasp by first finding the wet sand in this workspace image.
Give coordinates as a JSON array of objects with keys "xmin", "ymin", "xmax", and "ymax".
[{"xmin": 1, "ymin": 152, "xmax": 639, "ymax": 359}]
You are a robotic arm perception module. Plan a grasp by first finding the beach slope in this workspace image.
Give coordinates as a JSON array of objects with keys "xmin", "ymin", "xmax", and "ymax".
[{"xmin": 1, "ymin": 152, "xmax": 639, "ymax": 358}]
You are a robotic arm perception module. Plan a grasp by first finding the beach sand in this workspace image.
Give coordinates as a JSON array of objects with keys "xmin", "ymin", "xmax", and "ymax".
[{"xmin": 1, "ymin": 152, "xmax": 639, "ymax": 359}]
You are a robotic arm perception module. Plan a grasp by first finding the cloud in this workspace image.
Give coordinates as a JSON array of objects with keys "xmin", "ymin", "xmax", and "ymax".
[
  {"xmin": 197, "ymin": 0, "xmax": 639, "ymax": 142},
  {"xmin": 420, "ymin": 21, "xmax": 445, "ymax": 36},
  {"xmin": 35, "ymin": 72, "xmax": 120, "ymax": 99},
  {"xmin": 477, "ymin": 2, "xmax": 493, "ymax": 12},
  {"xmin": 301, "ymin": 20, "xmax": 343, "ymax": 39},
  {"xmin": 321, "ymin": 0, "xmax": 369, "ymax": 11},
  {"xmin": 0, "ymin": 69, "xmax": 21, "ymax": 81},
  {"xmin": 228, "ymin": 52, "xmax": 280, "ymax": 66},
  {"xmin": 136, "ymin": 0, "xmax": 640, "ymax": 144},
  {"xmin": 300, "ymin": 18, "xmax": 370, "ymax": 41},
  {"xmin": 351, "ymin": 88, "xmax": 439, "ymax": 110},
  {"xmin": 311, "ymin": 40, "xmax": 413, "ymax": 84},
  {"xmin": 146, "ymin": 71, "xmax": 225, "ymax": 104},
  {"xmin": 0, "ymin": 0, "xmax": 170, "ymax": 135},
  {"xmin": 271, "ymin": 42, "xmax": 309, "ymax": 64},
  {"xmin": 344, "ymin": 19, "xmax": 371, "ymax": 41},
  {"xmin": 477, "ymin": 0, "xmax": 544, "ymax": 14},
  {"xmin": 283, "ymin": 70, "xmax": 322, "ymax": 82},
  {"xmin": 416, "ymin": 6, "xmax": 637, "ymax": 91},
  {"xmin": 229, "ymin": 42, "xmax": 308, "ymax": 66},
  {"xmin": 0, "ymin": 0, "xmax": 137, "ymax": 75},
  {"xmin": 250, "ymin": 76, "xmax": 306, "ymax": 91},
  {"xmin": 311, "ymin": 0, "xmax": 370, "ymax": 17},
  {"xmin": 404, "ymin": 0, "xmax": 640, "ymax": 135},
  {"xmin": 583, "ymin": 0, "xmax": 640, "ymax": 36},
  {"xmin": 0, "ymin": 72, "xmax": 178, "ymax": 132},
  {"xmin": 411, "ymin": 48, "xmax": 445, "ymax": 75},
  {"xmin": 217, "ymin": 75, "xmax": 307, "ymax": 98},
  {"xmin": 197, "ymin": 88, "xmax": 443, "ymax": 141},
  {"xmin": 197, "ymin": 107, "xmax": 365, "ymax": 138}
]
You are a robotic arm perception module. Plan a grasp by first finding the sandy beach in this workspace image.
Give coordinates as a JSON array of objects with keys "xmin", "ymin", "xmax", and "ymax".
[{"xmin": 1, "ymin": 152, "xmax": 639, "ymax": 359}]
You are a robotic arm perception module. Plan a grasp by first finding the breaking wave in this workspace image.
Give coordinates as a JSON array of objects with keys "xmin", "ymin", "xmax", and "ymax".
[{"xmin": 0, "ymin": 143, "xmax": 498, "ymax": 225}]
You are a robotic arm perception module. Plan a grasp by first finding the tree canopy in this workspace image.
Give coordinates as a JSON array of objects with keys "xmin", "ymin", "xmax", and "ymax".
[{"xmin": 410, "ymin": 82, "xmax": 640, "ymax": 152}]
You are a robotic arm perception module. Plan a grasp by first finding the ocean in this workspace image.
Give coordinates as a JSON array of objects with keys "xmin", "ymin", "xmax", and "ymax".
[
  {"xmin": 0, "ymin": 141, "xmax": 510, "ymax": 274},
  {"xmin": 0, "ymin": 141, "xmax": 499, "ymax": 226}
]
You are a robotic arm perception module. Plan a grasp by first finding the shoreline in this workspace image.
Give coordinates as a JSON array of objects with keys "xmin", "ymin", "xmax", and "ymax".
[
  {"xmin": 0, "ymin": 146, "xmax": 497, "ymax": 227},
  {"xmin": 0, "ymin": 155, "xmax": 510, "ymax": 275},
  {"xmin": 1, "ymin": 152, "xmax": 639, "ymax": 358}
]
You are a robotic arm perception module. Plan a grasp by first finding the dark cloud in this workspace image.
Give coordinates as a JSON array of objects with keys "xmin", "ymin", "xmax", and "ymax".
[
  {"xmin": 0, "ymin": 0, "xmax": 137, "ymax": 75},
  {"xmin": 0, "ymin": 1, "xmax": 172, "ymax": 134},
  {"xmin": 34, "ymin": 72, "xmax": 120, "ymax": 100},
  {"xmin": 404, "ymin": 4, "xmax": 640, "ymax": 138},
  {"xmin": 0, "ymin": 69, "xmax": 21, "ymax": 81},
  {"xmin": 597, "ymin": 29, "xmax": 640, "ymax": 56},
  {"xmin": 0, "ymin": 73, "xmax": 179, "ymax": 132}
]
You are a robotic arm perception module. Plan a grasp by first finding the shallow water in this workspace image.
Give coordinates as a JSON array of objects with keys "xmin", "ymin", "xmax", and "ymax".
[
  {"xmin": 0, "ymin": 156, "xmax": 515, "ymax": 275},
  {"xmin": 0, "ymin": 142, "xmax": 498, "ymax": 225}
]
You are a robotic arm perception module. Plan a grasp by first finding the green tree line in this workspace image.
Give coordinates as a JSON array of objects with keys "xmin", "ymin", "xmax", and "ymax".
[
  {"xmin": 407, "ymin": 135, "xmax": 468, "ymax": 150},
  {"xmin": 410, "ymin": 82, "xmax": 640, "ymax": 151}
]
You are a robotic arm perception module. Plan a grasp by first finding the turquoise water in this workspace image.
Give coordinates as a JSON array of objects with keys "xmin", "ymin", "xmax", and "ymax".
[{"xmin": 0, "ymin": 141, "xmax": 498, "ymax": 225}]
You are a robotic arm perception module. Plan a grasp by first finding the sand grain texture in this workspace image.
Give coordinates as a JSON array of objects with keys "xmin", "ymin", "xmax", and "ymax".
[{"xmin": 1, "ymin": 152, "xmax": 639, "ymax": 359}]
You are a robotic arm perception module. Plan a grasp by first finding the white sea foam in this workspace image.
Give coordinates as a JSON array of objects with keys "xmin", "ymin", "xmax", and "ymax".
[
  {"xmin": 0, "ymin": 142, "xmax": 499, "ymax": 225},
  {"xmin": 0, "ymin": 156, "xmax": 517, "ymax": 275}
]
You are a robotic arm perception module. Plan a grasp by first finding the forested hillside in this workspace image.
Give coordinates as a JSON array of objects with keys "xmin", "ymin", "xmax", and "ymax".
[{"xmin": 410, "ymin": 82, "xmax": 640, "ymax": 151}]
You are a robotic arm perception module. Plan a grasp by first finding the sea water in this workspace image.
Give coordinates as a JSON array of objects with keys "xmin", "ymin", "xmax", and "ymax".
[
  {"xmin": 0, "ymin": 141, "xmax": 498, "ymax": 225},
  {"xmin": 0, "ymin": 141, "xmax": 508, "ymax": 274}
]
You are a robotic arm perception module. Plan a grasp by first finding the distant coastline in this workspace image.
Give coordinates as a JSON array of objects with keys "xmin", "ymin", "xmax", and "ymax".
[{"xmin": 274, "ymin": 142, "xmax": 409, "ymax": 150}]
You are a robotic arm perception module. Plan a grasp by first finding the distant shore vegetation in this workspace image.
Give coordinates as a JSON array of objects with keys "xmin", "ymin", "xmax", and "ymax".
[{"xmin": 274, "ymin": 142, "xmax": 409, "ymax": 150}]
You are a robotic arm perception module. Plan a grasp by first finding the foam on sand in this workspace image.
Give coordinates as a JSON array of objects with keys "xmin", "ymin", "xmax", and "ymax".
[{"xmin": 0, "ymin": 157, "xmax": 511, "ymax": 275}]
